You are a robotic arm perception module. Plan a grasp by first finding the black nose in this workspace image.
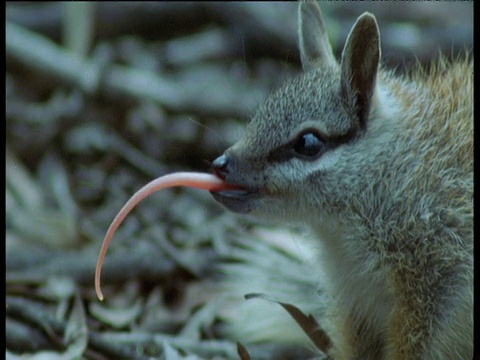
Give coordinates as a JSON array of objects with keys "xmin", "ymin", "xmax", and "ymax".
[{"xmin": 212, "ymin": 154, "xmax": 229, "ymax": 179}]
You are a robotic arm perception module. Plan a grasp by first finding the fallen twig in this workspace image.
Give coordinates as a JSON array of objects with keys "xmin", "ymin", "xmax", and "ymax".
[{"xmin": 6, "ymin": 21, "xmax": 267, "ymax": 119}]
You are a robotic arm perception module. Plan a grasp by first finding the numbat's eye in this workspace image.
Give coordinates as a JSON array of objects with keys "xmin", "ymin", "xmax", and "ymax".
[{"xmin": 293, "ymin": 131, "xmax": 325, "ymax": 158}]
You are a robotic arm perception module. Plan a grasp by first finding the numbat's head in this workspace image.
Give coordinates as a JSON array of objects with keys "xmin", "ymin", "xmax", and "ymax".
[
  {"xmin": 211, "ymin": 2, "xmax": 382, "ymax": 223},
  {"xmin": 211, "ymin": 2, "xmax": 471, "ymax": 235}
]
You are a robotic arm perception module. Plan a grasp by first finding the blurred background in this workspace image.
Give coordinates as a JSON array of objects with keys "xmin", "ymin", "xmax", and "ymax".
[{"xmin": 6, "ymin": 2, "xmax": 473, "ymax": 359}]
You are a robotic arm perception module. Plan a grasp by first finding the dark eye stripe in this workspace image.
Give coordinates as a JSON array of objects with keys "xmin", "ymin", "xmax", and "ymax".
[{"xmin": 267, "ymin": 128, "xmax": 357, "ymax": 163}]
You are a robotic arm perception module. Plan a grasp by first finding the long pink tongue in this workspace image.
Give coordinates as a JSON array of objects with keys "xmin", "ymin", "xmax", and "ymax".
[{"xmin": 95, "ymin": 172, "xmax": 232, "ymax": 301}]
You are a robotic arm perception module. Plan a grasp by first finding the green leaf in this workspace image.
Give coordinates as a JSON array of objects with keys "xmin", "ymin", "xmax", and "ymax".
[
  {"xmin": 236, "ymin": 341, "xmax": 251, "ymax": 360},
  {"xmin": 245, "ymin": 293, "xmax": 333, "ymax": 359}
]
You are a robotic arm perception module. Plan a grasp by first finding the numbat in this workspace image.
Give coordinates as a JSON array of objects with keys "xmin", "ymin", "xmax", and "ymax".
[
  {"xmin": 210, "ymin": 2, "xmax": 473, "ymax": 359},
  {"xmin": 95, "ymin": 2, "xmax": 472, "ymax": 359}
]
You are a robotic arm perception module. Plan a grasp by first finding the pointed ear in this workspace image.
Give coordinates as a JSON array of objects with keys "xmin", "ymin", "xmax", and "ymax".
[
  {"xmin": 298, "ymin": 1, "xmax": 337, "ymax": 71},
  {"xmin": 340, "ymin": 12, "xmax": 381, "ymax": 126}
]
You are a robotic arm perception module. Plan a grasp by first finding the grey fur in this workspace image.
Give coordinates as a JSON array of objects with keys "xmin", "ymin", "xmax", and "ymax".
[{"xmin": 213, "ymin": 2, "xmax": 473, "ymax": 359}]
